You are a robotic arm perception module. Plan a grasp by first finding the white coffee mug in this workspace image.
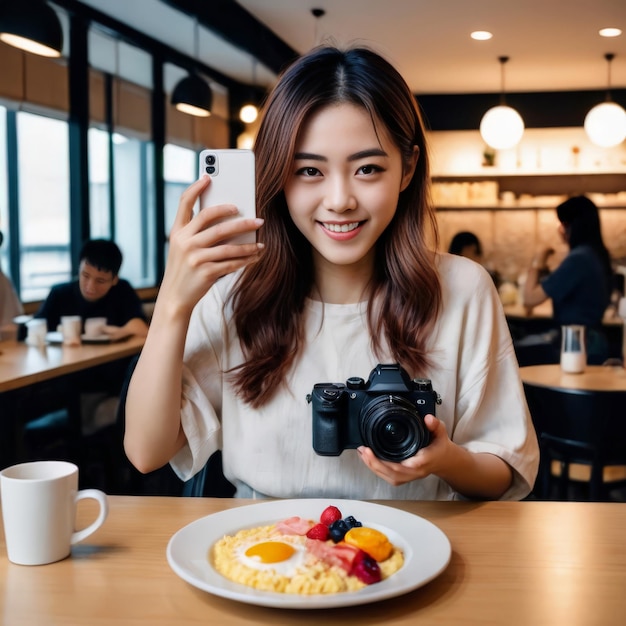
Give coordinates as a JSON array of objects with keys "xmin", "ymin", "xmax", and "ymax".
[
  {"xmin": 60, "ymin": 315, "xmax": 82, "ymax": 346},
  {"xmin": 0, "ymin": 461, "xmax": 108, "ymax": 565},
  {"xmin": 84, "ymin": 317, "xmax": 107, "ymax": 338}
]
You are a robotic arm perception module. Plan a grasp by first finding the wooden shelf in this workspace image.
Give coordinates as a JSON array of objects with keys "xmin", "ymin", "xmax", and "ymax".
[
  {"xmin": 435, "ymin": 203, "xmax": 626, "ymax": 211},
  {"xmin": 432, "ymin": 173, "xmax": 625, "ymax": 196}
]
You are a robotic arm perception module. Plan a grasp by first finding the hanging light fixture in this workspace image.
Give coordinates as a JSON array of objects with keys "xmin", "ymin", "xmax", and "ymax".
[
  {"xmin": 311, "ymin": 8, "xmax": 325, "ymax": 46},
  {"xmin": 0, "ymin": 0, "xmax": 63, "ymax": 58},
  {"xmin": 171, "ymin": 19, "xmax": 212, "ymax": 117},
  {"xmin": 239, "ymin": 58, "xmax": 259, "ymax": 124},
  {"xmin": 584, "ymin": 53, "xmax": 626, "ymax": 148},
  {"xmin": 479, "ymin": 56, "xmax": 525, "ymax": 150}
]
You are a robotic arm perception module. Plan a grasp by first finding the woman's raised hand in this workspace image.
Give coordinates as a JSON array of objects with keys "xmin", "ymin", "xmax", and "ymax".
[{"xmin": 160, "ymin": 176, "xmax": 264, "ymax": 318}]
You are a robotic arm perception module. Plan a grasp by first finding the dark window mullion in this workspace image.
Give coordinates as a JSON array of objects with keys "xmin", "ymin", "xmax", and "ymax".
[{"xmin": 5, "ymin": 109, "xmax": 20, "ymax": 293}]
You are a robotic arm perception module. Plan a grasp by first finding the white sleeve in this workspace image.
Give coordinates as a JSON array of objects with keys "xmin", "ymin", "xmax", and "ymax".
[
  {"xmin": 169, "ymin": 279, "xmax": 232, "ymax": 481},
  {"xmin": 433, "ymin": 256, "xmax": 539, "ymax": 500}
]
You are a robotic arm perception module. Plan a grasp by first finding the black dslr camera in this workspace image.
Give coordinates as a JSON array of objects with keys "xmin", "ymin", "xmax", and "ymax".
[{"xmin": 308, "ymin": 363, "xmax": 441, "ymax": 462}]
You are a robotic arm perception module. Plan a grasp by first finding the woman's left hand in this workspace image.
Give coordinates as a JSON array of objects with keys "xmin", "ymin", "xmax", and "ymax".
[{"xmin": 357, "ymin": 414, "xmax": 451, "ymax": 486}]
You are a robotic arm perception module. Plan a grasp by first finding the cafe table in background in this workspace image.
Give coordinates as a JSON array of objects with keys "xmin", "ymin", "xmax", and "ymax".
[
  {"xmin": 0, "ymin": 336, "xmax": 145, "ymax": 468},
  {"xmin": 1, "ymin": 496, "xmax": 625, "ymax": 625}
]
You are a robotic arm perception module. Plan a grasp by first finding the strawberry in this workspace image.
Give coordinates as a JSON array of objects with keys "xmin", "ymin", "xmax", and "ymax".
[
  {"xmin": 320, "ymin": 505, "xmax": 342, "ymax": 526},
  {"xmin": 306, "ymin": 523, "xmax": 330, "ymax": 541}
]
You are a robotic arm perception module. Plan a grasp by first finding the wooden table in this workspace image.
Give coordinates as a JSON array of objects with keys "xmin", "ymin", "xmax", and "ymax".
[
  {"xmin": 520, "ymin": 363, "xmax": 626, "ymax": 392},
  {"xmin": 521, "ymin": 364, "xmax": 626, "ymax": 496},
  {"xmin": 0, "ymin": 335, "xmax": 145, "ymax": 393},
  {"xmin": 1, "ymin": 496, "xmax": 625, "ymax": 625},
  {"xmin": 504, "ymin": 301, "xmax": 622, "ymax": 326}
]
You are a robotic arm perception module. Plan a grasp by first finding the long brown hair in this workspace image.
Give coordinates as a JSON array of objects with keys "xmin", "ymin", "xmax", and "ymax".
[{"xmin": 230, "ymin": 46, "xmax": 441, "ymax": 407}]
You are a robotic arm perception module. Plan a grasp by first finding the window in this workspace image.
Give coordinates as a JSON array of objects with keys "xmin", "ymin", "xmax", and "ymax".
[
  {"xmin": 17, "ymin": 111, "xmax": 70, "ymax": 302},
  {"xmin": 88, "ymin": 126, "xmax": 111, "ymax": 239},
  {"xmin": 164, "ymin": 143, "xmax": 197, "ymax": 233},
  {"xmin": 112, "ymin": 132, "xmax": 156, "ymax": 287}
]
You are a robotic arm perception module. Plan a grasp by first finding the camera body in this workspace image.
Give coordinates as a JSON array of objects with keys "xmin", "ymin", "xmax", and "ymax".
[{"xmin": 309, "ymin": 363, "xmax": 441, "ymax": 462}]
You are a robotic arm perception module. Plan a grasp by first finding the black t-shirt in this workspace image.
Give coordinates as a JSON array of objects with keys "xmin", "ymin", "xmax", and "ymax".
[{"xmin": 35, "ymin": 279, "xmax": 147, "ymax": 332}]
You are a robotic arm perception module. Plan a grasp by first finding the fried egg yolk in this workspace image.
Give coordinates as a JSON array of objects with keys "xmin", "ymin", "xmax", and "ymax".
[
  {"xmin": 236, "ymin": 539, "xmax": 308, "ymax": 576},
  {"xmin": 245, "ymin": 541, "xmax": 295, "ymax": 564}
]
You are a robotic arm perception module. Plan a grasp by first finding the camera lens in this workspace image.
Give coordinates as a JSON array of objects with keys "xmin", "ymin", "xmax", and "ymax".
[
  {"xmin": 360, "ymin": 395, "xmax": 429, "ymax": 462},
  {"xmin": 205, "ymin": 154, "xmax": 216, "ymax": 165},
  {"xmin": 205, "ymin": 166, "xmax": 216, "ymax": 174}
]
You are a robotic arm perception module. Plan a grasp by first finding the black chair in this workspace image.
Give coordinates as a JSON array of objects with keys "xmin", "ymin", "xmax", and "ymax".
[
  {"xmin": 524, "ymin": 383, "xmax": 626, "ymax": 501},
  {"xmin": 111, "ymin": 355, "xmax": 235, "ymax": 497}
]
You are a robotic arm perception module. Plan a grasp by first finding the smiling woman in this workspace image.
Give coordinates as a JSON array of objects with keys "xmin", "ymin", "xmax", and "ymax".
[
  {"xmin": 124, "ymin": 45, "xmax": 538, "ymax": 505},
  {"xmin": 284, "ymin": 103, "xmax": 417, "ymax": 284}
]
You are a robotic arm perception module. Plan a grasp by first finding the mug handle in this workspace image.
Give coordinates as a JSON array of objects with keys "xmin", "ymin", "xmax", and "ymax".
[{"xmin": 71, "ymin": 489, "xmax": 109, "ymax": 544}]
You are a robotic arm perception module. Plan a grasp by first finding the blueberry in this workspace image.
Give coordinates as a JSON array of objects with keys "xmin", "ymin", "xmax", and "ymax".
[
  {"xmin": 329, "ymin": 519, "xmax": 349, "ymax": 542},
  {"xmin": 344, "ymin": 516, "xmax": 362, "ymax": 529}
]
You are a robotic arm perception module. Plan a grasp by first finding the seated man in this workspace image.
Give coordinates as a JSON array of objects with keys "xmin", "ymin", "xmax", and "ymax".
[
  {"xmin": 33, "ymin": 239, "xmax": 150, "ymax": 436},
  {"xmin": 35, "ymin": 239, "xmax": 148, "ymax": 341}
]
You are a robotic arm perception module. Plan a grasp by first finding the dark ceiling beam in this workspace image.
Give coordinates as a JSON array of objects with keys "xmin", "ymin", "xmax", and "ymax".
[
  {"xmin": 418, "ymin": 89, "xmax": 626, "ymax": 131},
  {"xmin": 52, "ymin": 0, "xmax": 245, "ymax": 89},
  {"xmin": 162, "ymin": 0, "xmax": 299, "ymax": 76}
]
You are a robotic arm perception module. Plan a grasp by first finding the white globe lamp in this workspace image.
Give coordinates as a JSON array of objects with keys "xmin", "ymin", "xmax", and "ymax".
[
  {"xmin": 479, "ymin": 56, "xmax": 525, "ymax": 150},
  {"xmin": 584, "ymin": 54, "xmax": 626, "ymax": 148},
  {"xmin": 480, "ymin": 105, "xmax": 525, "ymax": 150}
]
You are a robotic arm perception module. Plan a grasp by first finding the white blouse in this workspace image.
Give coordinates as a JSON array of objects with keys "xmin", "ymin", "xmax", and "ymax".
[{"xmin": 171, "ymin": 253, "xmax": 539, "ymax": 500}]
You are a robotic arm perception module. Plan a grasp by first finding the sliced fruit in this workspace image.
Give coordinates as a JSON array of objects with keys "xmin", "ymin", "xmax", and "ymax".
[{"xmin": 344, "ymin": 526, "xmax": 393, "ymax": 562}]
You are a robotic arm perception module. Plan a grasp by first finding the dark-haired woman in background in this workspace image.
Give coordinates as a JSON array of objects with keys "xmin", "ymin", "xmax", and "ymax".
[
  {"xmin": 448, "ymin": 231, "xmax": 482, "ymax": 262},
  {"xmin": 523, "ymin": 195, "xmax": 613, "ymax": 364}
]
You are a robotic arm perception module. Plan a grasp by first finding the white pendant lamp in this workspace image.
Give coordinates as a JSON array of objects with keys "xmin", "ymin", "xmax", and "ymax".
[
  {"xmin": 480, "ymin": 56, "xmax": 525, "ymax": 150},
  {"xmin": 584, "ymin": 53, "xmax": 626, "ymax": 148}
]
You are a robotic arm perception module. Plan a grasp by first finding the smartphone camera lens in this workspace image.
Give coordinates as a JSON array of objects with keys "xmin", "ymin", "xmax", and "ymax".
[
  {"xmin": 205, "ymin": 166, "xmax": 216, "ymax": 174},
  {"xmin": 205, "ymin": 154, "xmax": 216, "ymax": 166}
]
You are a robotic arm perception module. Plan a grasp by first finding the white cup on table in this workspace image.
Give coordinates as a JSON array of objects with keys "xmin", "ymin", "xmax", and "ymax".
[
  {"xmin": 25, "ymin": 318, "xmax": 47, "ymax": 347},
  {"xmin": 560, "ymin": 324, "xmax": 586, "ymax": 374},
  {"xmin": 0, "ymin": 460, "xmax": 108, "ymax": 566},
  {"xmin": 84, "ymin": 317, "xmax": 107, "ymax": 338},
  {"xmin": 60, "ymin": 315, "xmax": 82, "ymax": 346}
]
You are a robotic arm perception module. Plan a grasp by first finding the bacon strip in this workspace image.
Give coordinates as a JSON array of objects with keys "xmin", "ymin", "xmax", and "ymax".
[
  {"xmin": 305, "ymin": 538, "xmax": 360, "ymax": 573},
  {"xmin": 274, "ymin": 516, "xmax": 314, "ymax": 536}
]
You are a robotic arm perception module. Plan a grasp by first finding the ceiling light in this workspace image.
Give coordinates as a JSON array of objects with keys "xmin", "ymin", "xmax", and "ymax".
[
  {"xmin": 479, "ymin": 56, "xmax": 525, "ymax": 150},
  {"xmin": 584, "ymin": 53, "xmax": 626, "ymax": 148},
  {"xmin": 311, "ymin": 8, "xmax": 325, "ymax": 45},
  {"xmin": 171, "ymin": 19, "xmax": 212, "ymax": 117},
  {"xmin": 172, "ymin": 74, "xmax": 212, "ymax": 117},
  {"xmin": 599, "ymin": 28, "xmax": 622, "ymax": 38},
  {"xmin": 0, "ymin": 0, "xmax": 63, "ymax": 58},
  {"xmin": 471, "ymin": 31, "xmax": 493, "ymax": 41}
]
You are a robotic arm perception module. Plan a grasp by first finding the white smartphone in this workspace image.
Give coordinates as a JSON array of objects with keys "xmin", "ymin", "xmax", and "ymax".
[{"xmin": 198, "ymin": 148, "xmax": 256, "ymax": 245}]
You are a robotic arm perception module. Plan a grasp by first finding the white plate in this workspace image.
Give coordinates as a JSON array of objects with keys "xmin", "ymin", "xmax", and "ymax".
[
  {"xmin": 80, "ymin": 334, "xmax": 111, "ymax": 344},
  {"xmin": 45, "ymin": 331, "xmax": 63, "ymax": 344},
  {"xmin": 166, "ymin": 498, "xmax": 451, "ymax": 609}
]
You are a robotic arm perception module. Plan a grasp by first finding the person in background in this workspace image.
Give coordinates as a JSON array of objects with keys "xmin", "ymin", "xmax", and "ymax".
[
  {"xmin": 448, "ymin": 231, "xmax": 482, "ymax": 263},
  {"xmin": 33, "ymin": 239, "xmax": 149, "ymax": 436},
  {"xmin": 523, "ymin": 195, "xmax": 612, "ymax": 364},
  {"xmin": 0, "ymin": 230, "xmax": 24, "ymax": 334},
  {"xmin": 449, "ymin": 230, "xmax": 500, "ymax": 286},
  {"xmin": 125, "ymin": 45, "xmax": 538, "ymax": 501},
  {"xmin": 35, "ymin": 239, "xmax": 148, "ymax": 341}
]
